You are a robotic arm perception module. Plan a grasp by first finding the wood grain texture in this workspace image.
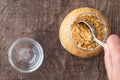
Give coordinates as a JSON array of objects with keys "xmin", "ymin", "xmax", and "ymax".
[{"xmin": 0, "ymin": 0, "xmax": 119, "ymax": 80}]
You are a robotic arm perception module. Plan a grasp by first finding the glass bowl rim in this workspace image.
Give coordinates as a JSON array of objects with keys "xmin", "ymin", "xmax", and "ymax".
[{"xmin": 8, "ymin": 37, "xmax": 44, "ymax": 73}]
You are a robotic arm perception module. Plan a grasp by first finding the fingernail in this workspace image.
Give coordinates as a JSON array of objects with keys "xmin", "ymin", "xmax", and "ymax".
[
  {"xmin": 107, "ymin": 34, "xmax": 120, "ymax": 54},
  {"xmin": 108, "ymin": 35, "xmax": 120, "ymax": 47}
]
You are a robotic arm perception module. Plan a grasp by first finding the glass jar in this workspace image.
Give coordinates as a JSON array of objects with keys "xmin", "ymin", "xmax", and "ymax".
[{"xmin": 59, "ymin": 7, "xmax": 111, "ymax": 58}]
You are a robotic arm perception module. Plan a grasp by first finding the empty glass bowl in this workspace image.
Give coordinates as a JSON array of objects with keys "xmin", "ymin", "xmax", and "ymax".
[{"xmin": 8, "ymin": 38, "xmax": 44, "ymax": 73}]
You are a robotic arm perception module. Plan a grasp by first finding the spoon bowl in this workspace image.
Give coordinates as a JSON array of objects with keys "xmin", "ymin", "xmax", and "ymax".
[{"xmin": 79, "ymin": 21, "xmax": 105, "ymax": 47}]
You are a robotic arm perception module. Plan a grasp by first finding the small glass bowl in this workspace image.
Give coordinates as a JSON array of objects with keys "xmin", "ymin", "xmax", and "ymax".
[{"xmin": 8, "ymin": 38, "xmax": 44, "ymax": 73}]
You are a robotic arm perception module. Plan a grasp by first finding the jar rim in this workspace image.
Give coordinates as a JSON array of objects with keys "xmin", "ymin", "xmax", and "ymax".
[{"xmin": 68, "ymin": 12, "xmax": 108, "ymax": 52}]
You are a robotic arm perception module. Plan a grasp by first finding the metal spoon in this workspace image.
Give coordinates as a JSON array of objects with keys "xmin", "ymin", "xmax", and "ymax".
[{"xmin": 78, "ymin": 21, "xmax": 105, "ymax": 47}]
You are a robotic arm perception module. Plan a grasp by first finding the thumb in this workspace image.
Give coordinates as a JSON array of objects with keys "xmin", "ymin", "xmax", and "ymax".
[
  {"xmin": 106, "ymin": 34, "xmax": 120, "ymax": 67},
  {"xmin": 104, "ymin": 44, "xmax": 112, "ymax": 79}
]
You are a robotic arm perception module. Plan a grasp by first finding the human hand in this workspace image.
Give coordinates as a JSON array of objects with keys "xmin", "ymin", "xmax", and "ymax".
[{"xmin": 104, "ymin": 34, "xmax": 120, "ymax": 80}]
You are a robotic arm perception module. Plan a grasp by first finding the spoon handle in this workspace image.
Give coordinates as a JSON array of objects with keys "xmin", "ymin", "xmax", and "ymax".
[{"xmin": 94, "ymin": 38, "xmax": 105, "ymax": 47}]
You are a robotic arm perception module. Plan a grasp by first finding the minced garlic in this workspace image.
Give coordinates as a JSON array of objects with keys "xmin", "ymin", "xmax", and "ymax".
[{"xmin": 71, "ymin": 14, "xmax": 105, "ymax": 49}]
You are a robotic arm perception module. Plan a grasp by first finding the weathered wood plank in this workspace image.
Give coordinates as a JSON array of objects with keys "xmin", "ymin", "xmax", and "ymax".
[{"xmin": 0, "ymin": 0, "xmax": 119, "ymax": 80}]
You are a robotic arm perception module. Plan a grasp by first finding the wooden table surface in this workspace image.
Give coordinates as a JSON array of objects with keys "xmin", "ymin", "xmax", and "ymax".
[{"xmin": 0, "ymin": 0, "xmax": 119, "ymax": 80}]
